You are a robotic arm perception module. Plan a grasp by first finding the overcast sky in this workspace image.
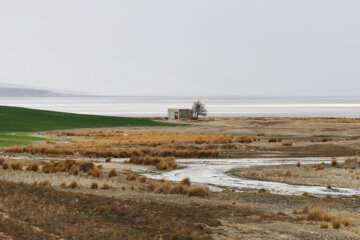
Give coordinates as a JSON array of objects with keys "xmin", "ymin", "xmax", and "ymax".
[{"xmin": 0, "ymin": 1, "xmax": 360, "ymax": 96}]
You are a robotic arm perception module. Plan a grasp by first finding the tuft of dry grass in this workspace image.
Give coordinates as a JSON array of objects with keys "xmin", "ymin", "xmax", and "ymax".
[
  {"xmin": 92, "ymin": 167, "xmax": 102, "ymax": 177},
  {"xmin": 139, "ymin": 176, "xmax": 147, "ymax": 183},
  {"xmin": 68, "ymin": 181, "xmax": 78, "ymax": 189},
  {"xmin": 90, "ymin": 182, "xmax": 98, "ymax": 189},
  {"xmin": 26, "ymin": 162, "xmax": 39, "ymax": 172},
  {"xmin": 302, "ymin": 205, "xmax": 309, "ymax": 214},
  {"xmin": 2, "ymin": 162, "xmax": 9, "ymax": 170},
  {"xmin": 105, "ymin": 157, "xmax": 112, "ymax": 162},
  {"xmin": 282, "ymin": 141, "xmax": 293, "ymax": 146},
  {"xmin": 297, "ymin": 161, "xmax": 301, "ymax": 167},
  {"xmin": 108, "ymin": 168, "xmax": 117, "ymax": 178},
  {"xmin": 0, "ymin": 157, "xmax": 4, "ymax": 165},
  {"xmin": 332, "ymin": 218, "xmax": 341, "ymax": 229},
  {"xmin": 69, "ymin": 165, "xmax": 80, "ymax": 175},
  {"xmin": 320, "ymin": 222, "xmax": 328, "ymax": 229},
  {"xmin": 101, "ymin": 183, "xmax": 110, "ymax": 190},
  {"xmin": 126, "ymin": 172, "xmax": 137, "ymax": 181},
  {"xmin": 11, "ymin": 161, "xmax": 23, "ymax": 170},
  {"xmin": 258, "ymin": 188, "xmax": 267, "ymax": 194},
  {"xmin": 315, "ymin": 164, "xmax": 324, "ymax": 171},
  {"xmin": 331, "ymin": 158, "xmax": 338, "ymax": 167},
  {"xmin": 180, "ymin": 177, "xmax": 191, "ymax": 186},
  {"xmin": 60, "ymin": 182, "xmax": 66, "ymax": 188},
  {"xmin": 268, "ymin": 137, "xmax": 277, "ymax": 143},
  {"xmin": 38, "ymin": 179, "xmax": 51, "ymax": 186},
  {"xmin": 187, "ymin": 186, "xmax": 209, "ymax": 197},
  {"xmin": 306, "ymin": 208, "xmax": 333, "ymax": 221},
  {"xmin": 236, "ymin": 136, "xmax": 253, "ymax": 143},
  {"xmin": 341, "ymin": 217, "xmax": 350, "ymax": 227}
]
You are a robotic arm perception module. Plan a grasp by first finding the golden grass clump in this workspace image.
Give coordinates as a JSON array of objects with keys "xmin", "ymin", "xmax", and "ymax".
[
  {"xmin": 90, "ymin": 182, "xmax": 98, "ymax": 189},
  {"xmin": 297, "ymin": 161, "xmax": 301, "ymax": 167},
  {"xmin": 69, "ymin": 165, "xmax": 80, "ymax": 175},
  {"xmin": 302, "ymin": 205, "xmax": 309, "ymax": 214},
  {"xmin": 11, "ymin": 161, "xmax": 23, "ymax": 170},
  {"xmin": 236, "ymin": 136, "xmax": 253, "ymax": 143},
  {"xmin": 320, "ymin": 222, "xmax": 328, "ymax": 229},
  {"xmin": 92, "ymin": 167, "xmax": 102, "ymax": 177},
  {"xmin": 282, "ymin": 141, "xmax": 293, "ymax": 146},
  {"xmin": 105, "ymin": 157, "xmax": 112, "ymax": 162},
  {"xmin": 101, "ymin": 183, "xmax": 110, "ymax": 190},
  {"xmin": 332, "ymin": 218, "xmax": 341, "ymax": 229},
  {"xmin": 315, "ymin": 164, "xmax": 324, "ymax": 171},
  {"xmin": 2, "ymin": 162, "xmax": 9, "ymax": 170},
  {"xmin": 108, "ymin": 168, "xmax": 117, "ymax": 178},
  {"xmin": 153, "ymin": 181, "xmax": 172, "ymax": 194},
  {"xmin": 268, "ymin": 137, "xmax": 277, "ymax": 143},
  {"xmin": 26, "ymin": 162, "xmax": 39, "ymax": 172},
  {"xmin": 129, "ymin": 156, "xmax": 178, "ymax": 170},
  {"xmin": 38, "ymin": 179, "xmax": 51, "ymax": 186},
  {"xmin": 68, "ymin": 181, "xmax": 78, "ymax": 189},
  {"xmin": 306, "ymin": 208, "xmax": 333, "ymax": 222},
  {"xmin": 343, "ymin": 157, "xmax": 358, "ymax": 169},
  {"xmin": 186, "ymin": 186, "xmax": 209, "ymax": 197},
  {"xmin": 0, "ymin": 157, "xmax": 4, "ymax": 165},
  {"xmin": 139, "ymin": 176, "xmax": 147, "ymax": 183},
  {"xmin": 258, "ymin": 188, "xmax": 267, "ymax": 194},
  {"xmin": 180, "ymin": 177, "xmax": 191, "ymax": 186},
  {"xmin": 331, "ymin": 158, "xmax": 338, "ymax": 167},
  {"xmin": 126, "ymin": 172, "xmax": 137, "ymax": 181}
]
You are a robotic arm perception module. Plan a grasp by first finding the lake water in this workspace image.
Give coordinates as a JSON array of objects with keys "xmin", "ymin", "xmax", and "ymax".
[{"xmin": 1, "ymin": 96, "xmax": 360, "ymax": 117}]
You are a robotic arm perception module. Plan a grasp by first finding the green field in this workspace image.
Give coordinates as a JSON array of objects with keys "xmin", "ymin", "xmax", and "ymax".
[{"xmin": 0, "ymin": 105, "xmax": 171, "ymax": 146}]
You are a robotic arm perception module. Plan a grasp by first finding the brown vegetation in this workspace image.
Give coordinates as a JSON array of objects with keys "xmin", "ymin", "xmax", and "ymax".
[
  {"xmin": 101, "ymin": 183, "xmax": 110, "ymax": 190},
  {"xmin": 68, "ymin": 180, "xmax": 78, "ymax": 189},
  {"xmin": 90, "ymin": 182, "xmax": 98, "ymax": 189},
  {"xmin": 128, "ymin": 156, "xmax": 178, "ymax": 170},
  {"xmin": 126, "ymin": 172, "xmax": 137, "ymax": 181},
  {"xmin": 38, "ymin": 179, "xmax": 51, "ymax": 186},
  {"xmin": 108, "ymin": 168, "xmax": 117, "ymax": 178},
  {"xmin": 10, "ymin": 161, "xmax": 23, "ymax": 170},
  {"xmin": 282, "ymin": 141, "xmax": 293, "ymax": 146},
  {"xmin": 26, "ymin": 162, "xmax": 39, "ymax": 172},
  {"xmin": 139, "ymin": 176, "xmax": 147, "ymax": 183}
]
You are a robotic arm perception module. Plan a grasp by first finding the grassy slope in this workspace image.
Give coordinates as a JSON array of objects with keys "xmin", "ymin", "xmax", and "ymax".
[{"xmin": 0, "ymin": 105, "xmax": 171, "ymax": 146}]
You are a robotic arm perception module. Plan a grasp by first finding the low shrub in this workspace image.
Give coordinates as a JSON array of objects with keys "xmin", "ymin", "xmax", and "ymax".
[
  {"xmin": 187, "ymin": 186, "xmax": 209, "ymax": 197},
  {"xmin": 2, "ymin": 162, "xmax": 9, "ymax": 170},
  {"xmin": 126, "ymin": 172, "xmax": 137, "ymax": 181},
  {"xmin": 101, "ymin": 183, "xmax": 110, "ymax": 190},
  {"xmin": 68, "ymin": 181, "xmax": 78, "ymax": 189},
  {"xmin": 108, "ymin": 168, "xmax": 117, "ymax": 178},
  {"xmin": 26, "ymin": 162, "xmax": 39, "ymax": 172},
  {"xmin": 92, "ymin": 167, "xmax": 102, "ymax": 177},
  {"xmin": 38, "ymin": 179, "xmax": 51, "ymax": 186},
  {"xmin": 90, "ymin": 182, "xmax": 98, "ymax": 189},
  {"xmin": 139, "ymin": 176, "xmax": 147, "ymax": 183},
  {"xmin": 11, "ymin": 161, "xmax": 23, "ymax": 170},
  {"xmin": 282, "ymin": 141, "xmax": 293, "ymax": 146}
]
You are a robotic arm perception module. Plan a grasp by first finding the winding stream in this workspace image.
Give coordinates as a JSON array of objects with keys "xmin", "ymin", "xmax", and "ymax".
[{"xmin": 143, "ymin": 157, "xmax": 360, "ymax": 196}]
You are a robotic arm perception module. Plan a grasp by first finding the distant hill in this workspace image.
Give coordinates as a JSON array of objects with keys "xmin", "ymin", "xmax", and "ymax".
[{"xmin": 0, "ymin": 87, "xmax": 63, "ymax": 97}]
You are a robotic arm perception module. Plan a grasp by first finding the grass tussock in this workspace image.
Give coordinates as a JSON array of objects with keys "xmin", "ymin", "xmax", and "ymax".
[
  {"xmin": 148, "ymin": 178, "xmax": 209, "ymax": 197},
  {"xmin": 320, "ymin": 222, "xmax": 328, "ymax": 229},
  {"xmin": 282, "ymin": 141, "xmax": 293, "ymax": 146},
  {"xmin": 186, "ymin": 186, "xmax": 209, "ymax": 197},
  {"xmin": 0, "ymin": 157, "xmax": 4, "ymax": 165},
  {"xmin": 236, "ymin": 136, "xmax": 253, "ymax": 143},
  {"xmin": 315, "ymin": 163, "xmax": 324, "ymax": 171},
  {"xmin": 108, "ymin": 168, "xmax": 117, "ymax": 178},
  {"xmin": 90, "ymin": 182, "xmax": 98, "ymax": 189},
  {"xmin": 68, "ymin": 180, "xmax": 78, "ymax": 189},
  {"xmin": 139, "ymin": 176, "xmax": 147, "ymax": 183},
  {"xmin": 101, "ymin": 183, "xmax": 110, "ymax": 190},
  {"xmin": 2, "ymin": 162, "xmax": 9, "ymax": 170},
  {"xmin": 11, "ymin": 161, "xmax": 23, "ymax": 170},
  {"xmin": 343, "ymin": 157, "xmax": 359, "ymax": 169},
  {"xmin": 26, "ymin": 162, "xmax": 39, "ymax": 172},
  {"xmin": 92, "ymin": 167, "xmax": 102, "ymax": 177},
  {"xmin": 331, "ymin": 158, "xmax": 338, "ymax": 167},
  {"xmin": 128, "ymin": 156, "xmax": 178, "ymax": 170},
  {"xmin": 126, "ymin": 172, "xmax": 137, "ymax": 181},
  {"xmin": 38, "ymin": 179, "xmax": 51, "ymax": 186},
  {"xmin": 105, "ymin": 157, "xmax": 111, "ymax": 162}
]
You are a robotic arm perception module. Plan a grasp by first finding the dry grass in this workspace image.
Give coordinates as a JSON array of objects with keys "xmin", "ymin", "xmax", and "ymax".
[
  {"xmin": 332, "ymin": 218, "xmax": 341, "ymax": 229},
  {"xmin": 187, "ymin": 186, "xmax": 209, "ymax": 197},
  {"xmin": 10, "ymin": 161, "xmax": 23, "ymax": 170},
  {"xmin": 306, "ymin": 208, "xmax": 333, "ymax": 221},
  {"xmin": 90, "ymin": 182, "xmax": 98, "ymax": 189},
  {"xmin": 180, "ymin": 177, "xmax": 191, "ymax": 186},
  {"xmin": 297, "ymin": 161, "xmax": 301, "ymax": 167},
  {"xmin": 92, "ymin": 167, "xmax": 102, "ymax": 177},
  {"xmin": 331, "ymin": 158, "xmax": 338, "ymax": 167},
  {"xmin": 101, "ymin": 183, "xmax": 110, "ymax": 190},
  {"xmin": 258, "ymin": 188, "xmax": 267, "ymax": 194},
  {"xmin": 60, "ymin": 182, "xmax": 66, "ymax": 188},
  {"xmin": 128, "ymin": 156, "xmax": 178, "ymax": 170},
  {"xmin": 0, "ymin": 157, "xmax": 4, "ymax": 165},
  {"xmin": 320, "ymin": 222, "xmax": 328, "ymax": 229},
  {"xmin": 139, "ymin": 176, "xmax": 147, "ymax": 183},
  {"xmin": 315, "ymin": 164, "xmax": 324, "ymax": 171},
  {"xmin": 105, "ymin": 157, "xmax": 112, "ymax": 162},
  {"xmin": 108, "ymin": 168, "xmax": 117, "ymax": 178},
  {"xmin": 68, "ymin": 180, "xmax": 78, "ymax": 189},
  {"xmin": 26, "ymin": 162, "xmax": 39, "ymax": 172},
  {"xmin": 343, "ymin": 157, "xmax": 358, "ymax": 169},
  {"xmin": 38, "ymin": 179, "xmax": 51, "ymax": 186},
  {"xmin": 126, "ymin": 172, "xmax": 137, "ymax": 181},
  {"xmin": 2, "ymin": 162, "xmax": 9, "ymax": 170},
  {"xmin": 282, "ymin": 141, "xmax": 293, "ymax": 146},
  {"xmin": 236, "ymin": 136, "xmax": 253, "ymax": 143}
]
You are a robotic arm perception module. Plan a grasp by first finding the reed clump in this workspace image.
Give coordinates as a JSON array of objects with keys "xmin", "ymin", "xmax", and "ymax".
[
  {"xmin": 68, "ymin": 181, "xmax": 78, "ymax": 189},
  {"xmin": 108, "ymin": 168, "xmax": 117, "ymax": 178},
  {"xmin": 11, "ymin": 161, "xmax": 23, "ymax": 170},
  {"xmin": 90, "ymin": 182, "xmax": 98, "ymax": 189},
  {"xmin": 129, "ymin": 156, "xmax": 178, "ymax": 170},
  {"xmin": 26, "ymin": 162, "xmax": 39, "ymax": 172},
  {"xmin": 126, "ymin": 172, "xmax": 137, "ymax": 181}
]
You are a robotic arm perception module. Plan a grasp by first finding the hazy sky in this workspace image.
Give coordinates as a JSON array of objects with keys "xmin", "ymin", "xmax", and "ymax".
[{"xmin": 1, "ymin": 1, "xmax": 360, "ymax": 96}]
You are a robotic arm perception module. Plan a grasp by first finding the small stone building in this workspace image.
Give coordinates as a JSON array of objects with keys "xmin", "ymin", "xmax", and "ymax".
[{"xmin": 168, "ymin": 109, "xmax": 194, "ymax": 120}]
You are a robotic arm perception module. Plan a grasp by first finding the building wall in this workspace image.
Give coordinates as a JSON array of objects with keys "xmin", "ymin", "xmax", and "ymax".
[{"xmin": 168, "ymin": 109, "xmax": 193, "ymax": 120}]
